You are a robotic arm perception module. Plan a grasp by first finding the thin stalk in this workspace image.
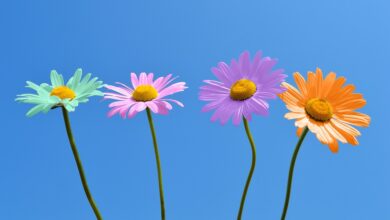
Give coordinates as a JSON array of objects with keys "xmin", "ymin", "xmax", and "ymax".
[
  {"xmin": 280, "ymin": 126, "xmax": 309, "ymax": 220},
  {"xmin": 237, "ymin": 117, "xmax": 257, "ymax": 220},
  {"xmin": 61, "ymin": 106, "xmax": 103, "ymax": 220},
  {"xmin": 146, "ymin": 108, "xmax": 166, "ymax": 220}
]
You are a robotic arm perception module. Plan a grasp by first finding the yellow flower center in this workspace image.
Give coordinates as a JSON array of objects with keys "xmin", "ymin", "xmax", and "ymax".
[
  {"xmin": 305, "ymin": 98, "xmax": 333, "ymax": 121},
  {"xmin": 132, "ymin": 85, "xmax": 158, "ymax": 102},
  {"xmin": 50, "ymin": 86, "xmax": 76, "ymax": 100},
  {"xmin": 230, "ymin": 79, "xmax": 257, "ymax": 101}
]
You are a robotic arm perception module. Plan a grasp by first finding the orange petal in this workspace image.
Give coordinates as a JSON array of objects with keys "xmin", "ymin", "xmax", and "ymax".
[
  {"xmin": 324, "ymin": 122, "xmax": 347, "ymax": 143},
  {"xmin": 331, "ymin": 119, "xmax": 360, "ymax": 145},
  {"xmin": 285, "ymin": 112, "xmax": 306, "ymax": 120},
  {"xmin": 307, "ymin": 120, "xmax": 333, "ymax": 144},
  {"xmin": 332, "ymin": 93, "xmax": 363, "ymax": 107},
  {"xmin": 318, "ymin": 123, "xmax": 334, "ymax": 144},
  {"xmin": 328, "ymin": 140, "xmax": 339, "ymax": 153},
  {"xmin": 315, "ymin": 68, "xmax": 323, "ymax": 94},
  {"xmin": 335, "ymin": 112, "xmax": 370, "ymax": 127},
  {"xmin": 307, "ymin": 71, "xmax": 318, "ymax": 98},
  {"xmin": 293, "ymin": 72, "xmax": 308, "ymax": 97},
  {"xmin": 286, "ymin": 104, "xmax": 305, "ymax": 113},
  {"xmin": 334, "ymin": 98, "xmax": 367, "ymax": 112},
  {"xmin": 279, "ymin": 82, "xmax": 305, "ymax": 106},
  {"xmin": 295, "ymin": 117, "xmax": 309, "ymax": 127},
  {"xmin": 331, "ymin": 118, "xmax": 361, "ymax": 136},
  {"xmin": 296, "ymin": 127, "xmax": 304, "ymax": 137},
  {"xmin": 320, "ymin": 72, "xmax": 336, "ymax": 98},
  {"xmin": 326, "ymin": 76, "xmax": 346, "ymax": 100},
  {"xmin": 328, "ymin": 84, "xmax": 354, "ymax": 104}
]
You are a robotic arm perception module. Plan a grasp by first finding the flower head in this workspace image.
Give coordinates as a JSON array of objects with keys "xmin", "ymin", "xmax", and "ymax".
[
  {"xmin": 279, "ymin": 68, "xmax": 371, "ymax": 153},
  {"xmin": 16, "ymin": 69, "xmax": 104, "ymax": 117},
  {"xmin": 104, "ymin": 72, "xmax": 187, "ymax": 118},
  {"xmin": 199, "ymin": 51, "xmax": 287, "ymax": 125}
]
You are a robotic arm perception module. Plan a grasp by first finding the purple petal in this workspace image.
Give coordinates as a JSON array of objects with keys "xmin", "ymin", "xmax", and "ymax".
[
  {"xmin": 211, "ymin": 66, "xmax": 230, "ymax": 85},
  {"xmin": 249, "ymin": 51, "xmax": 262, "ymax": 78},
  {"xmin": 239, "ymin": 51, "xmax": 250, "ymax": 78}
]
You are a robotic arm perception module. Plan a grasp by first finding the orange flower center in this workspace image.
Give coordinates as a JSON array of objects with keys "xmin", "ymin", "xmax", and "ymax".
[
  {"xmin": 132, "ymin": 85, "xmax": 158, "ymax": 101},
  {"xmin": 50, "ymin": 86, "xmax": 76, "ymax": 100},
  {"xmin": 230, "ymin": 79, "xmax": 257, "ymax": 101},
  {"xmin": 305, "ymin": 98, "xmax": 333, "ymax": 121}
]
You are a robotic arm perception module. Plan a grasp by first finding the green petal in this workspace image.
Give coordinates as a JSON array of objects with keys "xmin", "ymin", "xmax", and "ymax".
[
  {"xmin": 26, "ymin": 104, "xmax": 45, "ymax": 117},
  {"xmin": 80, "ymin": 73, "xmax": 92, "ymax": 85},
  {"xmin": 68, "ymin": 68, "xmax": 82, "ymax": 90},
  {"xmin": 24, "ymin": 82, "xmax": 50, "ymax": 97},
  {"xmin": 50, "ymin": 70, "xmax": 64, "ymax": 87},
  {"xmin": 40, "ymin": 83, "xmax": 53, "ymax": 92}
]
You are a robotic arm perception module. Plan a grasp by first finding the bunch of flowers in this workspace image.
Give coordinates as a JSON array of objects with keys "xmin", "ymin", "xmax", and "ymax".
[{"xmin": 16, "ymin": 52, "xmax": 370, "ymax": 220}]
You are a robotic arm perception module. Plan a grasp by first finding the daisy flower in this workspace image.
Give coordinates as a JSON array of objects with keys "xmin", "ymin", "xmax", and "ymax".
[
  {"xmin": 199, "ymin": 51, "xmax": 287, "ymax": 125},
  {"xmin": 199, "ymin": 51, "xmax": 287, "ymax": 220},
  {"xmin": 279, "ymin": 68, "xmax": 370, "ymax": 153},
  {"xmin": 16, "ymin": 68, "xmax": 103, "ymax": 117},
  {"xmin": 278, "ymin": 68, "xmax": 370, "ymax": 220},
  {"xmin": 104, "ymin": 72, "xmax": 187, "ymax": 118},
  {"xmin": 104, "ymin": 72, "xmax": 187, "ymax": 220},
  {"xmin": 16, "ymin": 68, "xmax": 104, "ymax": 219}
]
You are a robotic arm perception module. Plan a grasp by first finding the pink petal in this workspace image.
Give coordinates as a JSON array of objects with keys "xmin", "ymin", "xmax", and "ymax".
[
  {"xmin": 136, "ymin": 102, "xmax": 147, "ymax": 111},
  {"xmin": 105, "ymin": 85, "xmax": 131, "ymax": 97},
  {"xmin": 131, "ymin": 72, "xmax": 139, "ymax": 88},
  {"xmin": 128, "ymin": 103, "xmax": 140, "ymax": 117},
  {"xmin": 152, "ymin": 76, "xmax": 165, "ymax": 90},
  {"xmin": 158, "ymin": 82, "xmax": 186, "ymax": 98},
  {"xmin": 147, "ymin": 73, "xmax": 154, "ymax": 84},
  {"xmin": 162, "ymin": 101, "xmax": 172, "ymax": 110},
  {"xmin": 155, "ymin": 74, "xmax": 172, "ymax": 90},
  {"xmin": 139, "ymin": 72, "xmax": 147, "ymax": 85},
  {"xmin": 115, "ymin": 82, "xmax": 134, "ymax": 92},
  {"xmin": 146, "ymin": 101, "xmax": 159, "ymax": 113},
  {"xmin": 108, "ymin": 100, "xmax": 134, "ymax": 108},
  {"xmin": 107, "ymin": 107, "xmax": 122, "ymax": 117},
  {"xmin": 104, "ymin": 92, "xmax": 129, "ymax": 101},
  {"xmin": 162, "ymin": 99, "xmax": 184, "ymax": 107},
  {"xmin": 155, "ymin": 101, "xmax": 170, "ymax": 115}
]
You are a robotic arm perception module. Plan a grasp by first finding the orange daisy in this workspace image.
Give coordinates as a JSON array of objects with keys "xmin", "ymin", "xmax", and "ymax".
[{"xmin": 279, "ymin": 68, "xmax": 370, "ymax": 153}]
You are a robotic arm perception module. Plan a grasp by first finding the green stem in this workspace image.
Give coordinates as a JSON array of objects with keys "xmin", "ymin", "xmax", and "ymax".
[
  {"xmin": 237, "ymin": 117, "xmax": 257, "ymax": 220},
  {"xmin": 280, "ymin": 126, "xmax": 309, "ymax": 220},
  {"xmin": 146, "ymin": 108, "xmax": 166, "ymax": 220},
  {"xmin": 61, "ymin": 106, "xmax": 103, "ymax": 220}
]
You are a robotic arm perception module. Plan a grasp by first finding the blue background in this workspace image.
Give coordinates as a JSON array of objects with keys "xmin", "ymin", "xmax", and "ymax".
[{"xmin": 1, "ymin": 0, "xmax": 389, "ymax": 219}]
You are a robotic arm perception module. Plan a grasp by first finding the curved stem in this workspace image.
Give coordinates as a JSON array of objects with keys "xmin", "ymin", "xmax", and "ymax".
[
  {"xmin": 146, "ymin": 108, "xmax": 166, "ymax": 220},
  {"xmin": 237, "ymin": 117, "xmax": 257, "ymax": 220},
  {"xmin": 280, "ymin": 126, "xmax": 309, "ymax": 220},
  {"xmin": 61, "ymin": 107, "xmax": 103, "ymax": 220}
]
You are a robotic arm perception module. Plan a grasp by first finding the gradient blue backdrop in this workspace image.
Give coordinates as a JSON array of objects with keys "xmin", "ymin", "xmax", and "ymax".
[{"xmin": 1, "ymin": 0, "xmax": 389, "ymax": 219}]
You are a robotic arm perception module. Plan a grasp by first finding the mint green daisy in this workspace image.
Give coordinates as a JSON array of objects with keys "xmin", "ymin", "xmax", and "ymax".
[
  {"xmin": 16, "ymin": 68, "xmax": 103, "ymax": 117},
  {"xmin": 16, "ymin": 68, "xmax": 104, "ymax": 219}
]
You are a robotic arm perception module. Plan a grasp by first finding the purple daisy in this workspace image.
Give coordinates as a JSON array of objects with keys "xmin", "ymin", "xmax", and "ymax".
[{"xmin": 199, "ymin": 51, "xmax": 287, "ymax": 125}]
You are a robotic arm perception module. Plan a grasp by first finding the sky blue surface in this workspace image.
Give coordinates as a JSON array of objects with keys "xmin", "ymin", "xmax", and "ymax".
[{"xmin": 1, "ymin": 0, "xmax": 389, "ymax": 219}]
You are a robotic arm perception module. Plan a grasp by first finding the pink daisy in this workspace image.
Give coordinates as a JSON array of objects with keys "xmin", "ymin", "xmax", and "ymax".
[{"xmin": 104, "ymin": 72, "xmax": 187, "ymax": 118}]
